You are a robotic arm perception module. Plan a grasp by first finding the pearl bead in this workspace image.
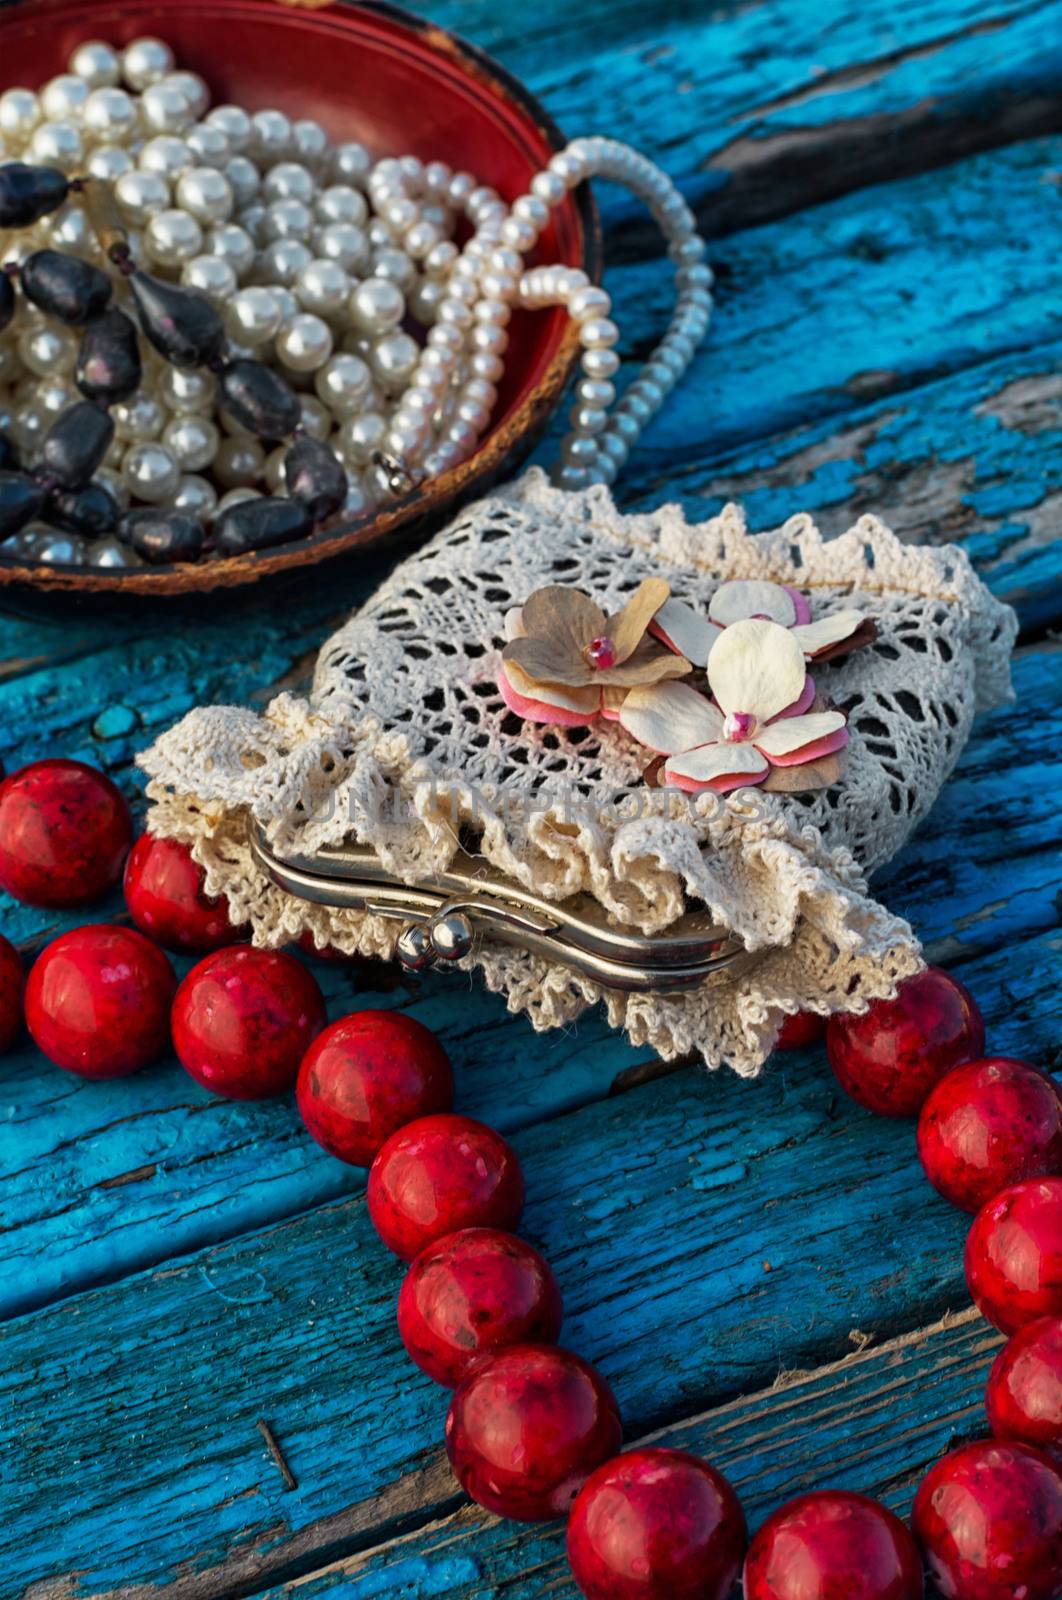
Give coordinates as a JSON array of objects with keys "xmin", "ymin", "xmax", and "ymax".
[
  {"xmin": 213, "ymin": 487, "xmax": 262, "ymax": 519},
  {"xmin": 207, "ymin": 224, "xmax": 256, "ymax": 277},
  {"xmin": 93, "ymin": 467, "xmax": 129, "ymax": 510},
  {"xmin": 409, "ymin": 278, "xmax": 446, "ymax": 324},
  {"xmin": 187, "ymin": 123, "xmax": 231, "ymax": 167},
  {"xmin": 275, "ymin": 313, "xmax": 333, "ymax": 372},
  {"xmin": 141, "ymin": 83, "xmax": 194, "ymax": 136},
  {"xmin": 336, "ymin": 410, "xmax": 386, "ymax": 466},
  {"xmin": 261, "ymin": 199, "xmax": 314, "ymax": 243},
  {"xmin": 181, "ymin": 253, "xmax": 238, "ymax": 303},
  {"xmin": 30, "ymin": 122, "xmax": 83, "ymax": 171},
  {"xmin": 372, "ymin": 247, "xmax": 417, "ymax": 290},
  {"xmin": 582, "ymin": 347, "xmax": 620, "ymax": 380},
  {"xmin": 263, "ymin": 162, "xmax": 316, "ymax": 205},
  {"xmin": 145, "ymin": 208, "xmax": 203, "ymax": 267},
  {"xmin": 0, "ymin": 90, "xmax": 41, "ymax": 140},
  {"xmin": 250, "ymin": 110, "xmax": 292, "ymax": 166},
  {"xmin": 121, "ymin": 37, "xmax": 175, "ymax": 92},
  {"xmin": 314, "ymin": 223, "xmax": 369, "ymax": 274},
  {"xmin": 166, "ymin": 72, "xmax": 210, "ymax": 121},
  {"xmin": 122, "ymin": 441, "xmax": 181, "ymax": 503},
  {"xmin": 579, "ymin": 316, "xmax": 620, "ymax": 349},
  {"xmin": 206, "ymin": 106, "xmax": 253, "ymax": 154},
  {"xmin": 349, "ymin": 278, "xmax": 405, "ymax": 334},
  {"xmin": 41, "ymin": 74, "xmax": 90, "ymax": 122},
  {"xmin": 226, "ymin": 287, "xmax": 283, "ymax": 345},
  {"xmin": 214, "ymin": 436, "xmax": 265, "ymax": 488},
  {"xmin": 139, "ymin": 136, "xmax": 194, "ymax": 180},
  {"xmin": 332, "ymin": 142, "xmax": 372, "ymax": 187},
  {"xmin": 163, "ymin": 415, "xmax": 219, "ymax": 471},
  {"xmin": 19, "ymin": 326, "xmax": 76, "ymax": 378},
  {"xmin": 115, "ymin": 170, "xmax": 170, "ymax": 225},
  {"xmin": 36, "ymin": 378, "xmax": 76, "ymax": 415},
  {"xmin": 371, "ymin": 331, "xmax": 420, "ymax": 393},
  {"xmin": 264, "ymin": 444, "xmax": 287, "ymax": 493},
  {"xmin": 295, "ymin": 259, "xmax": 351, "ymax": 319},
  {"xmin": 113, "ymin": 393, "xmax": 166, "ymax": 441},
  {"xmin": 83, "ymin": 88, "xmax": 137, "ymax": 141},
  {"xmin": 578, "ymin": 378, "xmax": 615, "ymax": 408},
  {"xmin": 175, "ymin": 167, "xmax": 234, "ymax": 226},
  {"xmin": 293, "ymin": 120, "xmax": 329, "ymax": 166},
  {"xmin": 316, "ymin": 185, "xmax": 367, "ymax": 227},
  {"xmin": 158, "ymin": 365, "xmax": 215, "ymax": 414},
  {"xmin": 173, "ymin": 473, "xmax": 217, "ymax": 515},
  {"xmin": 255, "ymin": 238, "xmax": 312, "ymax": 287},
  {"xmin": 223, "ymin": 156, "xmax": 261, "ymax": 209},
  {"xmin": 86, "ymin": 144, "xmax": 134, "ymax": 181},
  {"xmin": 298, "ymin": 396, "xmax": 332, "ymax": 440},
  {"xmin": 314, "ymin": 353, "xmax": 371, "ymax": 415},
  {"xmin": 69, "ymin": 41, "xmax": 121, "ymax": 88}
]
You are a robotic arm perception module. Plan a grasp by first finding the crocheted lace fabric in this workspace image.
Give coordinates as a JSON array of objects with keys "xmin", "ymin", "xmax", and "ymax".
[{"xmin": 142, "ymin": 469, "xmax": 1016, "ymax": 1077}]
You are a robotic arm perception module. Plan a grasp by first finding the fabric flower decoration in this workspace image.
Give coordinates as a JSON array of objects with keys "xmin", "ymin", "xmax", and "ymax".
[
  {"xmin": 651, "ymin": 578, "xmax": 872, "ymax": 667},
  {"xmin": 620, "ymin": 617, "xmax": 848, "ymax": 794},
  {"xmin": 498, "ymin": 578, "xmax": 691, "ymax": 726}
]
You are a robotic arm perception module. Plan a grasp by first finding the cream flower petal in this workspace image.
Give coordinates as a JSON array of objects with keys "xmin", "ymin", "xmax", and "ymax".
[
  {"xmin": 707, "ymin": 618, "xmax": 806, "ymax": 723},
  {"xmin": 789, "ymin": 610, "xmax": 866, "ymax": 657},
  {"xmin": 619, "ymin": 681, "xmax": 724, "ymax": 755},
  {"xmin": 502, "ymin": 660, "xmax": 601, "ymax": 716},
  {"xmin": 709, "ymin": 579, "xmax": 797, "ymax": 628},
  {"xmin": 754, "ymin": 710, "xmax": 847, "ymax": 757},
  {"xmin": 664, "ymin": 741, "xmax": 769, "ymax": 786},
  {"xmin": 650, "ymin": 598, "xmax": 721, "ymax": 667},
  {"xmin": 503, "ymin": 606, "xmax": 526, "ymax": 641}
]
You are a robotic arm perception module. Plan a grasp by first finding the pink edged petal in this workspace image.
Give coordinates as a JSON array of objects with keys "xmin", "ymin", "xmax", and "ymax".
[
  {"xmin": 619, "ymin": 681, "xmax": 724, "ymax": 755},
  {"xmin": 600, "ymin": 701, "xmax": 622, "ymax": 722},
  {"xmin": 648, "ymin": 598, "xmax": 720, "ymax": 667},
  {"xmin": 783, "ymin": 585, "xmax": 812, "ymax": 625},
  {"xmin": 662, "ymin": 740, "xmax": 769, "ymax": 791},
  {"xmin": 497, "ymin": 665, "xmax": 600, "ymax": 727},
  {"xmin": 772, "ymin": 674, "xmax": 816, "ymax": 721},
  {"xmin": 503, "ymin": 606, "xmax": 526, "ymax": 641},
  {"xmin": 709, "ymin": 579, "xmax": 796, "ymax": 628},
  {"xmin": 707, "ymin": 617, "xmax": 807, "ymax": 723},
  {"xmin": 753, "ymin": 710, "xmax": 846, "ymax": 758},
  {"xmin": 766, "ymin": 726, "xmax": 849, "ymax": 766},
  {"xmin": 790, "ymin": 610, "xmax": 865, "ymax": 657}
]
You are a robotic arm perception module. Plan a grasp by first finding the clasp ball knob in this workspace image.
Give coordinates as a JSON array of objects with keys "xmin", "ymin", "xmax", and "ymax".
[
  {"xmin": 430, "ymin": 912, "xmax": 474, "ymax": 961},
  {"xmin": 396, "ymin": 923, "xmax": 433, "ymax": 971}
]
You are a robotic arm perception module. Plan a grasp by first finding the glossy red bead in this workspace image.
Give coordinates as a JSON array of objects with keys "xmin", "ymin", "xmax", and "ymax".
[
  {"xmin": 0, "ymin": 933, "xmax": 24, "ymax": 1053},
  {"xmin": 966, "ymin": 1178, "xmax": 1062, "ymax": 1334},
  {"xmin": 918, "ymin": 1058, "xmax": 1062, "ymax": 1213},
  {"xmin": 445, "ymin": 1343, "xmax": 622, "ymax": 1521},
  {"xmin": 0, "ymin": 758, "xmax": 133, "ymax": 908},
  {"xmin": 987, "ymin": 1316, "xmax": 1062, "ymax": 1458},
  {"xmin": 172, "ymin": 946, "xmax": 326, "ymax": 1100},
  {"xmin": 912, "ymin": 1440, "xmax": 1062, "ymax": 1600},
  {"xmin": 25, "ymin": 924, "xmax": 175, "ymax": 1077},
  {"xmin": 124, "ymin": 834, "xmax": 246, "ymax": 953},
  {"xmin": 297, "ymin": 1009, "xmax": 454, "ymax": 1168},
  {"xmin": 368, "ymin": 1113, "xmax": 524, "ymax": 1261},
  {"xmin": 743, "ymin": 1491, "xmax": 924, "ymax": 1600},
  {"xmin": 826, "ymin": 966, "xmax": 985, "ymax": 1118},
  {"xmin": 776, "ymin": 1011, "xmax": 827, "ymax": 1051},
  {"xmin": 567, "ymin": 1447, "xmax": 747, "ymax": 1600},
  {"xmin": 399, "ymin": 1227, "xmax": 562, "ymax": 1387}
]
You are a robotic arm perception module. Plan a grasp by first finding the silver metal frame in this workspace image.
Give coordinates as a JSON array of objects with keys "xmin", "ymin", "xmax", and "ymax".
[{"xmin": 248, "ymin": 822, "xmax": 754, "ymax": 993}]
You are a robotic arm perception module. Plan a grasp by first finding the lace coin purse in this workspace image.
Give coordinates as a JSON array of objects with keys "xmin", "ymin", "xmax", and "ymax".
[{"xmin": 143, "ymin": 468, "xmax": 1015, "ymax": 1077}]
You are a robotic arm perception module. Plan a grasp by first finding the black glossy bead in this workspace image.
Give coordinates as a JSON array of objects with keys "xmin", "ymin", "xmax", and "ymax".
[
  {"xmin": 215, "ymin": 496, "xmax": 312, "ymax": 556},
  {"xmin": 284, "ymin": 434, "xmax": 348, "ymax": 521},
  {"xmin": 47, "ymin": 481, "xmax": 120, "ymax": 537},
  {"xmin": 0, "ymin": 471, "xmax": 46, "ymax": 538},
  {"xmin": 0, "ymin": 272, "xmax": 13, "ymax": 334},
  {"xmin": 76, "ymin": 308, "xmax": 142, "ymax": 404},
  {"xmin": 38, "ymin": 402, "xmax": 115, "ymax": 490},
  {"xmin": 0, "ymin": 163, "xmax": 70, "ymax": 228},
  {"xmin": 217, "ymin": 359, "xmax": 301, "ymax": 440},
  {"xmin": 129, "ymin": 269, "xmax": 224, "ymax": 368},
  {"xmin": 21, "ymin": 249, "xmax": 112, "ymax": 325},
  {"xmin": 0, "ymin": 434, "xmax": 16, "ymax": 472},
  {"xmin": 122, "ymin": 509, "xmax": 204, "ymax": 565}
]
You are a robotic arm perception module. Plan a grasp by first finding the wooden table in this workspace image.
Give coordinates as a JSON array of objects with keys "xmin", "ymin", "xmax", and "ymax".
[{"xmin": 3, "ymin": 1, "xmax": 1061, "ymax": 1593}]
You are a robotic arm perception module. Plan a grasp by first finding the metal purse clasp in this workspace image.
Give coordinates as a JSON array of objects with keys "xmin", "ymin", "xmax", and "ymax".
[{"xmin": 247, "ymin": 822, "xmax": 752, "ymax": 993}]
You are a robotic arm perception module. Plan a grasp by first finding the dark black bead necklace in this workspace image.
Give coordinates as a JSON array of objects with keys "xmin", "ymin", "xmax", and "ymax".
[{"xmin": 0, "ymin": 162, "xmax": 352, "ymax": 570}]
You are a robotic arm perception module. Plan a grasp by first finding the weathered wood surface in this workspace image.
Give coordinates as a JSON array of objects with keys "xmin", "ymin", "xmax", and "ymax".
[{"xmin": 3, "ymin": 0, "xmax": 1061, "ymax": 1595}]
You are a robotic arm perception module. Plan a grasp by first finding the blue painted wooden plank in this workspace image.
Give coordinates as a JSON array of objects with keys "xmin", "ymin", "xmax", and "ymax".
[
  {"xmin": 1, "ymin": 638, "xmax": 1054, "ymax": 1320},
  {"xmin": 3, "ymin": 927, "xmax": 1057, "ymax": 1597},
  {"xmin": 264, "ymin": 1312, "xmax": 1002, "ymax": 1599}
]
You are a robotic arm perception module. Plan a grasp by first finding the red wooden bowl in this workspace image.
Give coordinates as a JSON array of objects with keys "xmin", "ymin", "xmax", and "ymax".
[{"xmin": 0, "ymin": 0, "xmax": 600, "ymax": 601}]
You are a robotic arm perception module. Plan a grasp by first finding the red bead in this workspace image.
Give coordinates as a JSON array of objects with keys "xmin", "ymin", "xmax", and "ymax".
[
  {"xmin": 826, "ymin": 966, "xmax": 985, "ymax": 1117},
  {"xmin": 368, "ymin": 1113, "xmax": 524, "ymax": 1261},
  {"xmin": 0, "ymin": 758, "xmax": 132, "ymax": 908},
  {"xmin": 0, "ymin": 933, "xmax": 24, "ymax": 1054},
  {"xmin": 987, "ymin": 1316, "xmax": 1062, "ymax": 1459},
  {"xmin": 172, "ymin": 946, "xmax": 326, "ymax": 1100},
  {"xmin": 912, "ymin": 1440, "xmax": 1062, "ymax": 1600},
  {"xmin": 445, "ymin": 1343, "xmax": 622, "ymax": 1521},
  {"xmin": 25, "ymin": 924, "xmax": 175, "ymax": 1077},
  {"xmin": 297, "ymin": 1009, "xmax": 454, "ymax": 1168},
  {"xmin": 743, "ymin": 1492, "xmax": 923, "ymax": 1600},
  {"xmin": 966, "ymin": 1178, "xmax": 1062, "ymax": 1334},
  {"xmin": 124, "ymin": 834, "xmax": 246, "ymax": 954},
  {"xmin": 776, "ymin": 1011, "xmax": 827, "ymax": 1051},
  {"xmin": 398, "ymin": 1227, "xmax": 563, "ymax": 1387},
  {"xmin": 918, "ymin": 1058, "xmax": 1062, "ymax": 1213},
  {"xmin": 567, "ymin": 1447, "xmax": 747, "ymax": 1600}
]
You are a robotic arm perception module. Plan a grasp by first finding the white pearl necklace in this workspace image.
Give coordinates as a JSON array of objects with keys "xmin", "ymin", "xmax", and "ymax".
[{"xmin": 0, "ymin": 36, "xmax": 710, "ymax": 560}]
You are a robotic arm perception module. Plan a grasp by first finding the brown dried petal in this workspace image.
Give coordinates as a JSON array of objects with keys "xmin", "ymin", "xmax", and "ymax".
[
  {"xmin": 503, "ymin": 633, "xmax": 595, "ymax": 688},
  {"xmin": 597, "ymin": 643, "xmax": 693, "ymax": 688},
  {"xmin": 761, "ymin": 751, "xmax": 846, "ymax": 792},
  {"xmin": 605, "ymin": 577, "xmax": 671, "ymax": 664},
  {"xmin": 521, "ymin": 586, "xmax": 605, "ymax": 651},
  {"xmin": 811, "ymin": 616, "xmax": 879, "ymax": 663}
]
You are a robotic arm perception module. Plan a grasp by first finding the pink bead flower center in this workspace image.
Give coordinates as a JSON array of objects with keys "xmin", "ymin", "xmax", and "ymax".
[
  {"xmin": 723, "ymin": 711, "xmax": 757, "ymax": 742},
  {"xmin": 586, "ymin": 635, "xmax": 617, "ymax": 670}
]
